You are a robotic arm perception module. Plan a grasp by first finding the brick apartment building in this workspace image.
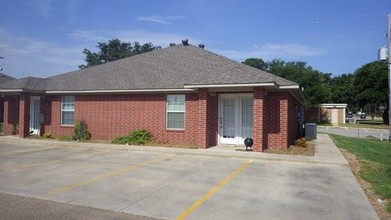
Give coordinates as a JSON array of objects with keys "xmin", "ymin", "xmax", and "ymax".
[{"xmin": 0, "ymin": 42, "xmax": 306, "ymax": 151}]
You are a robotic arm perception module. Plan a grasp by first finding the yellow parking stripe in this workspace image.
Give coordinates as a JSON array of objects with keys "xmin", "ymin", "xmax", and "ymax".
[
  {"xmin": 175, "ymin": 159, "xmax": 253, "ymax": 220},
  {"xmin": 47, "ymin": 154, "xmax": 174, "ymax": 196}
]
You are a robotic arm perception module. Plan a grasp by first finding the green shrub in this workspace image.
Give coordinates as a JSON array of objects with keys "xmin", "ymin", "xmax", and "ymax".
[
  {"xmin": 72, "ymin": 121, "xmax": 91, "ymax": 141},
  {"xmin": 59, "ymin": 135, "xmax": 71, "ymax": 141},
  {"xmin": 295, "ymin": 137, "xmax": 308, "ymax": 148},
  {"xmin": 112, "ymin": 129, "xmax": 153, "ymax": 145},
  {"xmin": 12, "ymin": 123, "xmax": 19, "ymax": 135},
  {"xmin": 43, "ymin": 132, "xmax": 53, "ymax": 139}
]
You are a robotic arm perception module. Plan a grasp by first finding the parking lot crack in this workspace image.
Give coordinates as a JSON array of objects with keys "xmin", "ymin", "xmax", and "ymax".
[{"xmin": 118, "ymin": 182, "xmax": 172, "ymax": 211}]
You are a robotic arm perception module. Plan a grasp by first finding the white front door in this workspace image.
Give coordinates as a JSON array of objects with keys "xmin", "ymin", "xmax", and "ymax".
[
  {"xmin": 219, "ymin": 94, "xmax": 253, "ymax": 145},
  {"xmin": 30, "ymin": 96, "xmax": 41, "ymax": 135}
]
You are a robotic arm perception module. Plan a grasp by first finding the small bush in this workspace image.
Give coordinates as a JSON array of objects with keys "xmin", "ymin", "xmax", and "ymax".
[
  {"xmin": 43, "ymin": 132, "xmax": 53, "ymax": 139},
  {"xmin": 59, "ymin": 135, "xmax": 71, "ymax": 141},
  {"xmin": 112, "ymin": 129, "xmax": 153, "ymax": 145},
  {"xmin": 12, "ymin": 123, "xmax": 19, "ymax": 135},
  {"xmin": 73, "ymin": 121, "xmax": 91, "ymax": 141},
  {"xmin": 295, "ymin": 137, "xmax": 308, "ymax": 148}
]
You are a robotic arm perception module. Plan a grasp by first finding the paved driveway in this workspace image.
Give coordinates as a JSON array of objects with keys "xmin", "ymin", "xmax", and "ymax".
[{"xmin": 0, "ymin": 136, "xmax": 378, "ymax": 220}]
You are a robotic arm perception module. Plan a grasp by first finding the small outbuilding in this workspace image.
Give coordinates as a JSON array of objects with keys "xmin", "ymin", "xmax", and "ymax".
[{"xmin": 305, "ymin": 103, "xmax": 347, "ymax": 125}]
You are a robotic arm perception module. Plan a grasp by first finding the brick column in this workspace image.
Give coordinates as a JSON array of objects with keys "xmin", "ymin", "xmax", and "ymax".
[
  {"xmin": 279, "ymin": 93, "xmax": 289, "ymax": 148},
  {"xmin": 19, "ymin": 93, "xmax": 30, "ymax": 138},
  {"xmin": 196, "ymin": 89, "xmax": 208, "ymax": 149},
  {"xmin": 253, "ymin": 88, "xmax": 265, "ymax": 152},
  {"xmin": 3, "ymin": 96, "xmax": 20, "ymax": 135}
]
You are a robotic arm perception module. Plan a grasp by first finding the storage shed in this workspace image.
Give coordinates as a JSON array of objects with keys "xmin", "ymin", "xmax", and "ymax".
[{"xmin": 305, "ymin": 103, "xmax": 347, "ymax": 125}]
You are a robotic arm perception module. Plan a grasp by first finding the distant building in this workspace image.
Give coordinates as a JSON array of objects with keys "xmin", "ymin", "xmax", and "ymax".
[{"xmin": 305, "ymin": 104, "xmax": 347, "ymax": 125}]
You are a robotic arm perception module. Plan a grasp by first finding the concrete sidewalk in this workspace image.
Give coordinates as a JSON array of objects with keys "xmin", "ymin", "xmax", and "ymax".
[{"xmin": 0, "ymin": 133, "xmax": 347, "ymax": 165}]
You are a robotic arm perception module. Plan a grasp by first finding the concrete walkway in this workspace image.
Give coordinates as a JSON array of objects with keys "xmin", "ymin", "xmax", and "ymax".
[{"xmin": 0, "ymin": 133, "xmax": 347, "ymax": 165}]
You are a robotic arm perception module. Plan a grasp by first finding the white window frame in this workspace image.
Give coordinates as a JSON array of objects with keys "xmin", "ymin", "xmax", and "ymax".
[
  {"xmin": 166, "ymin": 94, "xmax": 185, "ymax": 130},
  {"xmin": 61, "ymin": 96, "xmax": 75, "ymax": 126}
]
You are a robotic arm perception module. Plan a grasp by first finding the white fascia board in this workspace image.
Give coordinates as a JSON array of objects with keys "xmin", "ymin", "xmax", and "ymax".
[
  {"xmin": 316, "ymin": 103, "xmax": 348, "ymax": 108},
  {"xmin": 279, "ymin": 85, "xmax": 300, "ymax": 89},
  {"xmin": 0, "ymin": 89, "xmax": 24, "ymax": 93},
  {"xmin": 183, "ymin": 83, "xmax": 276, "ymax": 89},
  {"xmin": 45, "ymin": 88, "xmax": 196, "ymax": 94}
]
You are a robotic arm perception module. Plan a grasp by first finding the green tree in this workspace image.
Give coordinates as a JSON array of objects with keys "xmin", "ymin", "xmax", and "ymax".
[
  {"xmin": 242, "ymin": 58, "xmax": 268, "ymax": 71},
  {"xmin": 353, "ymin": 61, "xmax": 388, "ymax": 120},
  {"xmin": 79, "ymin": 39, "xmax": 161, "ymax": 69},
  {"xmin": 266, "ymin": 59, "xmax": 332, "ymax": 106},
  {"xmin": 329, "ymin": 73, "xmax": 355, "ymax": 107}
]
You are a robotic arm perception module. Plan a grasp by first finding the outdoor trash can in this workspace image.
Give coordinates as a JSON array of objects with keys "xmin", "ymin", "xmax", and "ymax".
[{"xmin": 305, "ymin": 123, "xmax": 317, "ymax": 139}]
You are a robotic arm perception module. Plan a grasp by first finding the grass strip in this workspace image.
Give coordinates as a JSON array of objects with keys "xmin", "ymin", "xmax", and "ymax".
[{"xmin": 330, "ymin": 134, "xmax": 391, "ymax": 212}]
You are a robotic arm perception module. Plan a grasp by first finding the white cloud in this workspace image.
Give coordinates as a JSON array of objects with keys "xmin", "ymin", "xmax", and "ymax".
[
  {"xmin": 136, "ymin": 15, "xmax": 171, "ymax": 25},
  {"xmin": 30, "ymin": 0, "xmax": 55, "ymax": 17},
  {"xmin": 0, "ymin": 29, "xmax": 83, "ymax": 78},
  {"xmin": 212, "ymin": 43, "xmax": 325, "ymax": 61},
  {"xmin": 135, "ymin": 15, "xmax": 184, "ymax": 25},
  {"xmin": 0, "ymin": 26, "xmax": 325, "ymax": 79},
  {"xmin": 0, "ymin": 28, "xmax": 199, "ymax": 78}
]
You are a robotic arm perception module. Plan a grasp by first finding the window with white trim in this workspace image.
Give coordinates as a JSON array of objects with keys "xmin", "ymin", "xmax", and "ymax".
[
  {"xmin": 166, "ymin": 95, "xmax": 185, "ymax": 129},
  {"xmin": 61, "ymin": 96, "xmax": 75, "ymax": 126}
]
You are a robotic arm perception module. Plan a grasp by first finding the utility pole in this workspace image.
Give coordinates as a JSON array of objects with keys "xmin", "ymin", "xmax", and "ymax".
[{"xmin": 388, "ymin": 14, "xmax": 391, "ymax": 141}]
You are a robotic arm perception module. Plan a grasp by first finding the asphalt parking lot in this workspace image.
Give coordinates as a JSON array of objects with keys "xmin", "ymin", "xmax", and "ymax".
[{"xmin": 0, "ymin": 136, "xmax": 379, "ymax": 220}]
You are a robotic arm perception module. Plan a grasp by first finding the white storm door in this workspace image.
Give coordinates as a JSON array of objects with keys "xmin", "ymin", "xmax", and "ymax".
[
  {"xmin": 220, "ymin": 97, "xmax": 237, "ymax": 145},
  {"xmin": 30, "ymin": 96, "xmax": 41, "ymax": 135},
  {"xmin": 219, "ymin": 94, "xmax": 253, "ymax": 145},
  {"xmin": 239, "ymin": 97, "xmax": 253, "ymax": 144}
]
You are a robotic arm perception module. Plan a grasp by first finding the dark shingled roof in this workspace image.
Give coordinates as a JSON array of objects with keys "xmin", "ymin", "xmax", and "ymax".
[
  {"xmin": 45, "ymin": 44, "xmax": 297, "ymax": 91},
  {"xmin": 0, "ymin": 44, "xmax": 299, "ymax": 91},
  {"xmin": 0, "ymin": 76, "xmax": 47, "ymax": 91},
  {"xmin": 0, "ymin": 73, "xmax": 15, "ymax": 84}
]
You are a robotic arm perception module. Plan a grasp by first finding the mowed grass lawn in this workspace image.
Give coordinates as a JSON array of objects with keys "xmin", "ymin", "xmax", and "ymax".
[{"xmin": 330, "ymin": 134, "xmax": 391, "ymax": 212}]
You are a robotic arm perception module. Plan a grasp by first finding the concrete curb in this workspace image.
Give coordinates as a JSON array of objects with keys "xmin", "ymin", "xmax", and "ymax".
[{"xmin": 0, "ymin": 134, "xmax": 347, "ymax": 166}]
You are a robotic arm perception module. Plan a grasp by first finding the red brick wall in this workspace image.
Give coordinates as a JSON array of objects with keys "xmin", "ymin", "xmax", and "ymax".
[
  {"xmin": 196, "ymin": 89, "xmax": 208, "ymax": 148},
  {"xmin": 43, "ymin": 93, "xmax": 201, "ymax": 146},
  {"xmin": 287, "ymin": 95, "xmax": 298, "ymax": 146},
  {"xmin": 42, "ymin": 96, "xmax": 73, "ymax": 137},
  {"xmin": 253, "ymin": 88, "xmax": 265, "ymax": 152},
  {"xmin": 3, "ymin": 90, "xmax": 300, "ymax": 150},
  {"xmin": 18, "ymin": 94, "xmax": 30, "ymax": 137},
  {"xmin": 263, "ymin": 91, "xmax": 291, "ymax": 149},
  {"xmin": 206, "ymin": 94, "xmax": 218, "ymax": 147},
  {"xmin": 3, "ymin": 96, "xmax": 19, "ymax": 135}
]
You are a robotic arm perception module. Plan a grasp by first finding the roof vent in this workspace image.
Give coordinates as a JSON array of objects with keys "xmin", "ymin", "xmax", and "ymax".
[
  {"xmin": 169, "ymin": 43, "xmax": 176, "ymax": 47},
  {"xmin": 182, "ymin": 39, "xmax": 189, "ymax": 46},
  {"xmin": 198, "ymin": 44, "xmax": 205, "ymax": 49}
]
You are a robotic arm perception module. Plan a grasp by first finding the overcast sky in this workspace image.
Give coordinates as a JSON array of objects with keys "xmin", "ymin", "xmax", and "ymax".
[{"xmin": 0, "ymin": 0, "xmax": 389, "ymax": 79}]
